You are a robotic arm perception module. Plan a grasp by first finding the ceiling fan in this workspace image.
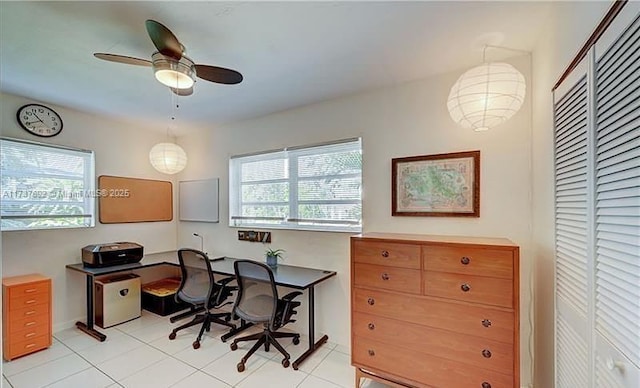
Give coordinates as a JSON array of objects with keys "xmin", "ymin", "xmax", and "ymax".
[{"xmin": 94, "ymin": 19, "xmax": 243, "ymax": 96}]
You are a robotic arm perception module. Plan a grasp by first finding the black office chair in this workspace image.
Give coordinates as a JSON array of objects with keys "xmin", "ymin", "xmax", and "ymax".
[
  {"xmin": 168, "ymin": 249, "xmax": 236, "ymax": 349},
  {"xmin": 229, "ymin": 260, "xmax": 302, "ymax": 372}
]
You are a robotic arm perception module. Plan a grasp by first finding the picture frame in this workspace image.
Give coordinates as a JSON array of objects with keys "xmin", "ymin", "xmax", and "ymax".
[{"xmin": 392, "ymin": 150, "xmax": 480, "ymax": 217}]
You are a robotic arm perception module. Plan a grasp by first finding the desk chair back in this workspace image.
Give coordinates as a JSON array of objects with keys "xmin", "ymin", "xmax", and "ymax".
[
  {"xmin": 177, "ymin": 249, "xmax": 214, "ymax": 305},
  {"xmin": 232, "ymin": 260, "xmax": 279, "ymax": 330}
]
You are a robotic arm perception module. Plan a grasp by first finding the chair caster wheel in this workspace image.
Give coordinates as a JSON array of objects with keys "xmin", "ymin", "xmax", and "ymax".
[
  {"xmin": 193, "ymin": 341, "xmax": 200, "ymax": 349},
  {"xmin": 169, "ymin": 332, "xmax": 176, "ymax": 340},
  {"xmin": 282, "ymin": 359, "xmax": 290, "ymax": 368},
  {"xmin": 292, "ymin": 336, "xmax": 300, "ymax": 345},
  {"xmin": 230, "ymin": 342, "xmax": 238, "ymax": 351},
  {"xmin": 237, "ymin": 362, "xmax": 245, "ymax": 372}
]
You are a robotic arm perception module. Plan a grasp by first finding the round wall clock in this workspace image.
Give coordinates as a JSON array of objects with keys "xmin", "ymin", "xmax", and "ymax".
[{"xmin": 16, "ymin": 104, "xmax": 63, "ymax": 137}]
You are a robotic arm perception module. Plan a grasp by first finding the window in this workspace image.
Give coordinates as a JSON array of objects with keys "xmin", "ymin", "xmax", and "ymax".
[
  {"xmin": 1, "ymin": 138, "xmax": 95, "ymax": 231},
  {"xmin": 230, "ymin": 138, "xmax": 362, "ymax": 232}
]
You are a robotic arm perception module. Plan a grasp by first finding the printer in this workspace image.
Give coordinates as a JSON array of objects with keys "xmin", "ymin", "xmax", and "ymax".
[{"xmin": 81, "ymin": 242, "xmax": 144, "ymax": 268}]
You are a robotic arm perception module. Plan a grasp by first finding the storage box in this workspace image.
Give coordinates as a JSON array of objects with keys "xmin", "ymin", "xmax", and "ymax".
[
  {"xmin": 141, "ymin": 278, "xmax": 189, "ymax": 316},
  {"xmin": 95, "ymin": 274, "xmax": 141, "ymax": 328}
]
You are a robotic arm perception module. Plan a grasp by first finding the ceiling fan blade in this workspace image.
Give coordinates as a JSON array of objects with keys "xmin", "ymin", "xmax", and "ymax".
[
  {"xmin": 194, "ymin": 64, "xmax": 243, "ymax": 85},
  {"xmin": 170, "ymin": 87, "xmax": 193, "ymax": 96},
  {"xmin": 145, "ymin": 19, "xmax": 183, "ymax": 60},
  {"xmin": 94, "ymin": 53, "xmax": 152, "ymax": 67}
]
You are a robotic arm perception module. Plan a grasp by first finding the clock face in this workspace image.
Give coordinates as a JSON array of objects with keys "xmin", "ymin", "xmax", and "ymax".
[{"xmin": 17, "ymin": 104, "xmax": 63, "ymax": 137}]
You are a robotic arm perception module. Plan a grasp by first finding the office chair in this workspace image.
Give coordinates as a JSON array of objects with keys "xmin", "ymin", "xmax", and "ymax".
[
  {"xmin": 168, "ymin": 249, "xmax": 236, "ymax": 349},
  {"xmin": 229, "ymin": 260, "xmax": 302, "ymax": 372}
]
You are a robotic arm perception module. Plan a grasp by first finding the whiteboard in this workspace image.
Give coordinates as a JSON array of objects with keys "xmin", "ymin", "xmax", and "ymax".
[{"xmin": 179, "ymin": 179, "xmax": 219, "ymax": 222}]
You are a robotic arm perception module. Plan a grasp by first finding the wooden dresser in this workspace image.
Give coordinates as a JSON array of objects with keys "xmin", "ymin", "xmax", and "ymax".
[
  {"xmin": 351, "ymin": 233, "xmax": 519, "ymax": 388},
  {"xmin": 2, "ymin": 274, "xmax": 52, "ymax": 361}
]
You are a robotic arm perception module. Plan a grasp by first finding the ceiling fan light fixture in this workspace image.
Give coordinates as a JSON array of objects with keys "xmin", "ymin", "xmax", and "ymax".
[{"xmin": 152, "ymin": 52, "xmax": 195, "ymax": 89}]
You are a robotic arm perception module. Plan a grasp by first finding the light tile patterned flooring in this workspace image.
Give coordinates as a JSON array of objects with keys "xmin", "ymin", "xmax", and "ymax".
[{"xmin": 2, "ymin": 311, "xmax": 388, "ymax": 388}]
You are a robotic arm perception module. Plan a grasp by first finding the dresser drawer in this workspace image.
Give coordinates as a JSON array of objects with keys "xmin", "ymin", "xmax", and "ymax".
[
  {"xmin": 352, "ymin": 240, "xmax": 420, "ymax": 269},
  {"xmin": 9, "ymin": 303, "xmax": 49, "ymax": 320},
  {"xmin": 8, "ymin": 293, "xmax": 50, "ymax": 311},
  {"xmin": 353, "ymin": 312, "xmax": 513, "ymax": 374},
  {"xmin": 7, "ymin": 280, "xmax": 50, "ymax": 300},
  {"xmin": 353, "ymin": 288, "xmax": 514, "ymax": 343},
  {"xmin": 6, "ymin": 324, "xmax": 50, "ymax": 345},
  {"xmin": 423, "ymin": 245, "xmax": 513, "ymax": 279},
  {"xmin": 353, "ymin": 336, "xmax": 514, "ymax": 388},
  {"xmin": 5, "ymin": 335, "xmax": 51, "ymax": 361},
  {"xmin": 7, "ymin": 313, "xmax": 50, "ymax": 334},
  {"xmin": 424, "ymin": 272, "xmax": 514, "ymax": 308},
  {"xmin": 354, "ymin": 263, "xmax": 421, "ymax": 294}
]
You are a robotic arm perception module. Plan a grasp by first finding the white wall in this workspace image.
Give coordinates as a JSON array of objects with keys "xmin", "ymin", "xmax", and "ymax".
[
  {"xmin": 530, "ymin": 1, "xmax": 633, "ymax": 387},
  {"xmin": 1, "ymin": 92, "xmax": 180, "ymax": 331},
  {"xmin": 177, "ymin": 55, "xmax": 535, "ymax": 385}
]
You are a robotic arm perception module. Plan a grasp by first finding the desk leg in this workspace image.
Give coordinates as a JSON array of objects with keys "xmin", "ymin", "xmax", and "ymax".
[
  {"xmin": 221, "ymin": 319, "xmax": 253, "ymax": 343},
  {"xmin": 75, "ymin": 275, "xmax": 106, "ymax": 342},
  {"xmin": 292, "ymin": 286, "xmax": 329, "ymax": 370}
]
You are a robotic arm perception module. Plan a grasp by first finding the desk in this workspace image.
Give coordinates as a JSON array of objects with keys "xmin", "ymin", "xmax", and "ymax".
[{"xmin": 66, "ymin": 252, "xmax": 336, "ymax": 370}]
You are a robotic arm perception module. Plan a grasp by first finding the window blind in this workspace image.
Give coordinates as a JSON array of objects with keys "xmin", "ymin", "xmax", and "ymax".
[
  {"xmin": 1, "ymin": 138, "xmax": 95, "ymax": 231},
  {"xmin": 229, "ymin": 138, "xmax": 362, "ymax": 232}
]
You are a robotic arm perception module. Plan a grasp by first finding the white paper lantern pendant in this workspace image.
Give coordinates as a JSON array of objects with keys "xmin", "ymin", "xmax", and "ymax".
[
  {"xmin": 149, "ymin": 142, "xmax": 187, "ymax": 174},
  {"xmin": 447, "ymin": 62, "xmax": 526, "ymax": 131}
]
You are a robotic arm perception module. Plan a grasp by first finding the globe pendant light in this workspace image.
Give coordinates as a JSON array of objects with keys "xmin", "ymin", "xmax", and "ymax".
[
  {"xmin": 150, "ymin": 94, "xmax": 187, "ymax": 174},
  {"xmin": 447, "ymin": 61, "xmax": 526, "ymax": 131},
  {"xmin": 149, "ymin": 142, "xmax": 187, "ymax": 174}
]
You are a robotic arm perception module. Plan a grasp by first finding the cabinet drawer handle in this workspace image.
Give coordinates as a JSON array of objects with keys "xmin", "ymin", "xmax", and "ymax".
[
  {"xmin": 481, "ymin": 383, "xmax": 491, "ymax": 388},
  {"xmin": 25, "ymin": 333, "xmax": 36, "ymax": 338},
  {"xmin": 482, "ymin": 319, "xmax": 492, "ymax": 328},
  {"xmin": 461, "ymin": 257, "xmax": 470, "ymax": 265},
  {"xmin": 461, "ymin": 283, "xmax": 471, "ymax": 292},
  {"xmin": 24, "ymin": 288, "xmax": 38, "ymax": 293},
  {"xmin": 381, "ymin": 250, "xmax": 389, "ymax": 258},
  {"xmin": 368, "ymin": 323, "xmax": 375, "ymax": 330},
  {"xmin": 25, "ymin": 300, "xmax": 36, "ymax": 304},
  {"xmin": 25, "ymin": 343, "xmax": 36, "ymax": 349},
  {"xmin": 25, "ymin": 322, "xmax": 36, "ymax": 327},
  {"xmin": 25, "ymin": 311, "xmax": 36, "ymax": 316},
  {"xmin": 367, "ymin": 298, "xmax": 375, "ymax": 306},
  {"xmin": 482, "ymin": 349, "xmax": 492, "ymax": 358},
  {"xmin": 368, "ymin": 349, "xmax": 375, "ymax": 356},
  {"xmin": 381, "ymin": 273, "xmax": 390, "ymax": 281}
]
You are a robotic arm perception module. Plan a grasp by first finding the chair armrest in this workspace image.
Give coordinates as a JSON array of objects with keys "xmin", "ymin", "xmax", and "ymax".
[{"xmin": 281, "ymin": 291, "xmax": 303, "ymax": 301}]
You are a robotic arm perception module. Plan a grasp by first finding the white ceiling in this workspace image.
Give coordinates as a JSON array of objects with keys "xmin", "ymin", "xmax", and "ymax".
[{"xmin": 0, "ymin": 1, "xmax": 552, "ymax": 134}]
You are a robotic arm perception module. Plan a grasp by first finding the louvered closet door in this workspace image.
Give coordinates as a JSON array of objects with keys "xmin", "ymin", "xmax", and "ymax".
[
  {"xmin": 554, "ymin": 74, "xmax": 591, "ymax": 388},
  {"xmin": 594, "ymin": 13, "xmax": 640, "ymax": 387}
]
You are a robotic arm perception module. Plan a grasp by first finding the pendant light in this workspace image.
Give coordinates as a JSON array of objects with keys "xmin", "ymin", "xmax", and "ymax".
[
  {"xmin": 149, "ymin": 94, "xmax": 187, "ymax": 174},
  {"xmin": 447, "ymin": 46, "xmax": 526, "ymax": 131}
]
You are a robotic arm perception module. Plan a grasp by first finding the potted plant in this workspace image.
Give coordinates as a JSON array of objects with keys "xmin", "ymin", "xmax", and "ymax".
[{"xmin": 265, "ymin": 247, "xmax": 285, "ymax": 268}]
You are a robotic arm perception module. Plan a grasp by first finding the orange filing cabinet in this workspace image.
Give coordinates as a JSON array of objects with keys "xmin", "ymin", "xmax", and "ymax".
[{"xmin": 3, "ymin": 274, "xmax": 52, "ymax": 361}]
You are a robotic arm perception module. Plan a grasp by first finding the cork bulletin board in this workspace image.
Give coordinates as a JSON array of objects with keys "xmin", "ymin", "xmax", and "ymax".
[{"xmin": 98, "ymin": 176, "xmax": 173, "ymax": 223}]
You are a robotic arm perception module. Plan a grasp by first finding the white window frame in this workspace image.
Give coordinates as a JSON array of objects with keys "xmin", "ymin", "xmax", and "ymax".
[
  {"xmin": 1, "ymin": 137, "xmax": 96, "ymax": 231},
  {"xmin": 229, "ymin": 138, "xmax": 362, "ymax": 233}
]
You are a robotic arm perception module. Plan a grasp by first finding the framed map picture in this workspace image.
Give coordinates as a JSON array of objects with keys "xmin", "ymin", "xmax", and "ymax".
[{"xmin": 392, "ymin": 150, "xmax": 480, "ymax": 217}]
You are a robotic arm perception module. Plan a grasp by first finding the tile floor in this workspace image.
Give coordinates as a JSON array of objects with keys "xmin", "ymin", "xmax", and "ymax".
[{"xmin": 2, "ymin": 311, "xmax": 388, "ymax": 388}]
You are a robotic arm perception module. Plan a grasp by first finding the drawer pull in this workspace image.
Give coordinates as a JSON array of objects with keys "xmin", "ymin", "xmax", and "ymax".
[
  {"xmin": 367, "ymin": 298, "xmax": 375, "ymax": 306},
  {"xmin": 461, "ymin": 283, "xmax": 471, "ymax": 292},
  {"xmin": 25, "ymin": 311, "xmax": 36, "ymax": 316},
  {"xmin": 25, "ymin": 321, "xmax": 36, "ymax": 327},
  {"xmin": 25, "ymin": 343, "xmax": 36, "ymax": 349},
  {"xmin": 461, "ymin": 256, "xmax": 470, "ymax": 265},
  {"xmin": 482, "ymin": 349, "xmax": 492, "ymax": 358},
  {"xmin": 482, "ymin": 319, "xmax": 492, "ymax": 328},
  {"xmin": 381, "ymin": 250, "xmax": 389, "ymax": 258},
  {"xmin": 25, "ymin": 332, "xmax": 36, "ymax": 338},
  {"xmin": 25, "ymin": 299, "xmax": 37, "ymax": 304},
  {"xmin": 381, "ymin": 273, "xmax": 390, "ymax": 281},
  {"xmin": 368, "ymin": 349, "xmax": 375, "ymax": 356},
  {"xmin": 368, "ymin": 323, "xmax": 375, "ymax": 330},
  {"xmin": 24, "ymin": 288, "xmax": 38, "ymax": 293},
  {"xmin": 481, "ymin": 383, "xmax": 491, "ymax": 388}
]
